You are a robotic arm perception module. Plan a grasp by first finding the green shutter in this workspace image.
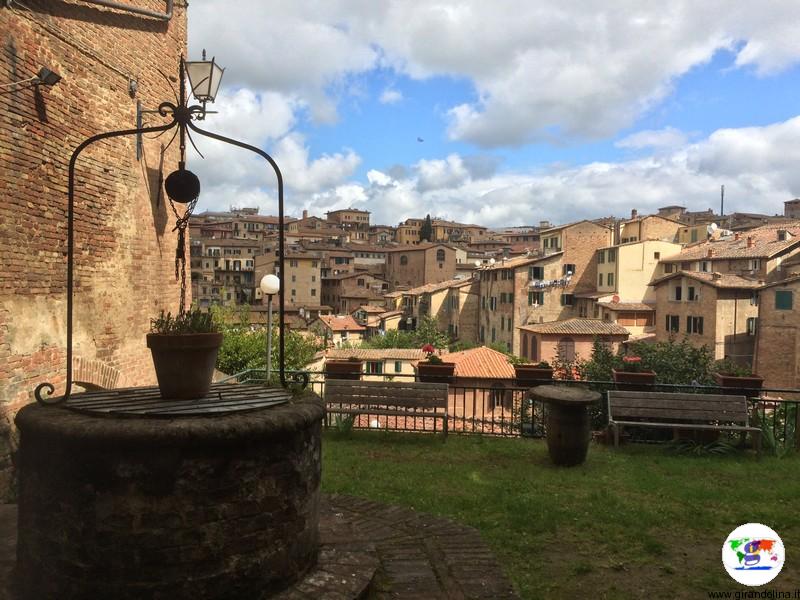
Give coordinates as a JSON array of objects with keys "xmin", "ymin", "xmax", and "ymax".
[{"xmin": 775, "ymin": 290, "xmax": 793, "ymax": 310}]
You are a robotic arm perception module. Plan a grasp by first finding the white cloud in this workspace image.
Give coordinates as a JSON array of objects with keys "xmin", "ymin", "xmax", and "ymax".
[
  {"xmin": 190, "ymin": 1, "xmax": 800, "ymax": 146},
  {"xmin": 615, "ymin": 127, "xmax": 689, "ymax": 151},
  {"xmin": 379, "ymin": 88, "xmax": 403, "ymax": 104},
  {"xmin": 194, "ymin": 115, "xmax": 800, "ymax": 227}
]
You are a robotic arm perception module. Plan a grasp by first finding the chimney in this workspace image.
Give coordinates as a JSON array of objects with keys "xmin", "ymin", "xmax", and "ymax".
[
  {"xmin": 734, "ymin": 232, "xmax": 740, "ymax": 241},
  {"xmin": 539, "ymin": 220, "xmax": 551, "ymax": 230},
  {"xmin": 746, "ymin": 236, "xmax": 754, "ymax": 248},
  {"xmin": 712, "ymin": 272, "xmax": 722, "ymax": 280},
  {"xmin": 707, "ymin": 248, "xmax": 714, "ymax": 258},
  {"xmin": 302, "ymin": 209, "xmax": 308, "ymax": 219},
  {"xmin": 777, "ymin": 229, "xmax": 790, "ymax": 241},
  {"xmin": 631, "ymin": 209, "xmax": 638, "ymax": 220}
]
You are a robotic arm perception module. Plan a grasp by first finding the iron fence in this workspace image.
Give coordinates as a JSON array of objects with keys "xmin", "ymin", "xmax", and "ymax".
[{"xmin": 220, "ymin": 369, "xmax": 799, "ymax": 451}]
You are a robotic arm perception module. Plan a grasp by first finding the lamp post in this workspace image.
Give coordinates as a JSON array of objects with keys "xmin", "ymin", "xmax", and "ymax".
[{"xmin": 260, "ymin": 274, "xmax": 281, "ymax": 383}]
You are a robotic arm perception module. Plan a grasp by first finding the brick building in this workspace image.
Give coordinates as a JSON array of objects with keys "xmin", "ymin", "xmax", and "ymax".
[
  {"xmin": 395, "ymin": 278, "xmax": 479, "ymax": 342},
  {"xmin": 753, "ymin": 275, "xmax": 800, "ymax": 392},
  {"xmin": 0, "ymin": 1, "xmax": 187, "ymax": 495},
  {"xmin": 384, "ymin": 243, "xmax": 457, "ymax": 290},
  {"xmin": 254, "ymin": 250, "xmax": 322, "ymax": 309},
  {"xmin": 517, "ymin": 319, "xmax": 630, "ymax": 364},
  {"xmin": 321, "ymin": 272, "xmax": 388, "ymax": 315},
  {"xmin": 191, "ymin": 238, "xmax": 262, "ymax": 307},
  {"xmin": 651, "ymin": 272, "xmax": 762, "ymax": 362}
]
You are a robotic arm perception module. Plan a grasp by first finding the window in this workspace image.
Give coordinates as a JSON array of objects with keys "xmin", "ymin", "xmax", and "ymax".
[
  {"xmin": 312, "ymin": 261, "xmax": 318, "ymax": 268},
  {"xmin": 480, "ymin": 326, "xmax": 485, "ymax": 342},
  {"xmin": 482, "ymin": 296, "xmax": 486, "ymax": 309},
  {"xmin": 746, "ymin": 317, "xmax": 757, "ymax": 336},
  {"xmin": 560, "ymin": 294, "xmax": 574, "ymax": 306},
  {"xmin": 490, "ymin": 297, "xmax": 497, "ymax": 310},
  {"xmin": 598, "ymin": 273, "xmax": 604, "ymax": 286},
  {"xmin": 528, "ymin": 291, "xmax": 544, "ymax": 306},
  {"xmin": 673, "ymin": 286, "xmax": 682, "ymax": 301},
  {"xmin": 597, "ymin": 250, "xmax": 605, "ymax": 264},
  {"xmin": 529, "ymin": 266, "xmax": 544, "ymax": 280},
  {"xmin": 557, "ymin": 337, "xmax": 576, "ymax": 362},
  {"xmin": 395, "ymin": 361, "xmax": 402, "ymax": 373},
  {"xmin": 749, "ymin": 259, "xmax": 761, "ymax": 271},
  {"xmin": 400, "ymin": 255, "xmax": 408, "ymax": 265},
  {"xmin": 687, "ymin": 286, "xmax": 696, "ymax": 301},
  {"xmin": 290, "ymin": 259, "xmax": 298, "ymax": 267},
  {"xmin": 563, "ymin": 264, "xmax": 576, "ymax": 276},
  {"xmin": 664, "ymin": 264, "xmax": 674, "ymax": 274},
  {"xmin": 607, "ymin": 273, "xmax": 614, "ymax": 287},
  {"xmin": 311, "ymin": 275, "xmax": 316, "ymax": 282},
  {"xmin": 750, "ymin": 292, "xmax": 758, "ymax": 306},
  {"xmin": 357, "ymin": 278, "xmax": 365, "ymax": 287},
  {"xmin": 699, "ymin": 261, "xmax": 711, "ymax": 272},
  {"xmin": 607, "ymin": 249, "xmax": 616, "ymax": 263},
  {"xmin": 491, "ymin": 327, "xmax": 496, "ymax": 342},
  {"xmin": 436, "ymin": 249, "xmax": 445, "ymax": 262},
  {"xmin": 291, "ymin": 289, "xmax": 296, "ymax": 297},
  {"xmin": 775, "ymin": 290, "xmax": 793, "ymax": 310},
  {"xmin": 665, "ymin": 314, "xmax": 679, "ymax": 332},
  {"xmin": 686, "ymin": 316, "xmax": 704, "ymax": 335},
  {"xmin": 292, "ymin": 275, "xmax": 296, "ymax": 283},
  {"xmin": 654, "ymin": 252, "xmax": 661, "ymax": 260},
  {"xmin": 311, "ymin": 288, "xmax": 316, "ymax": 296},
  {"xmin": 500, "ymin": 316, "xmax": 504, "ymax": 331},
  {"xmin": 365, "ymin": 361, "xmax": 383, "ymax": 375}
]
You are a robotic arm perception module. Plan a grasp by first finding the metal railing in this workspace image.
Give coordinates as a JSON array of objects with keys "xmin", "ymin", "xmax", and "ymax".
[{"xmin": 219, "ymin": 369, "xmax": 799, "ymax": 451}]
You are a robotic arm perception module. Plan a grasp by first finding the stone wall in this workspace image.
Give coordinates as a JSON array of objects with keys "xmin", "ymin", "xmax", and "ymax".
[{"xmin": 0, "ymin": 1, "xmax": 188, "ymax": 498}]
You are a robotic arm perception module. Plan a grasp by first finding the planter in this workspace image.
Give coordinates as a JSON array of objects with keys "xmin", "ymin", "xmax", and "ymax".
[
  {"xmin": 417, "ymin": 361, "xmax": 456, "ymax": 384},
  {"xmin": 612, "ymin": 369, "xmax": 657, "ymax": 391},
  {"xmin": 325, "ymin": 360, "xmax": 363, "ymax": 380},
  {"xmin": 514, "ymin": 365, "xmax": 554, "ymax": 388},
  {"xmin": 713, "ymin": 372, "xmax": 764, "ymax": 399},
  {"xmin": 146, "ymin": 332, "xmax": 223, "ymax": 399}
]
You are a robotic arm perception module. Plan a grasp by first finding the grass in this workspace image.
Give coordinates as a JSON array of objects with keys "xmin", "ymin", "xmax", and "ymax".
[{"xmin": 321, "ymin": 431, "xmax": 800, "ymax": 599}]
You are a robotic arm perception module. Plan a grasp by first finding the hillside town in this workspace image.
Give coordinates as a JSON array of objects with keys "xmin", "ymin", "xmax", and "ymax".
[{"xmin": 190, "ymin": 201, "xmax": 800, "ymax": 391}]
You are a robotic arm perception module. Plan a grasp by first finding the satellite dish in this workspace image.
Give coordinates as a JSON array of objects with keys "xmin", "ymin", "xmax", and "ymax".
[
  {"xmin": 489, "ymin": 258, "xmax": 496, "ymax": 265},
  {"xmin": 707, "ymin": 223, "xmax": 718, "ymax": 234},
  {"xmin": 474, "ymin": 260, "xmax": 482, "ymax": 268}
]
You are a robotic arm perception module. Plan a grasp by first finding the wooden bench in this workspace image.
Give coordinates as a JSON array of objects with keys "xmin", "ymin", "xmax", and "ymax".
[
  {"xmin": 324, "ymin": 380, "xmax": 449, "ymax": 438},
  {"xmin": 607, "ymin": 391, "xmax": 761, "ymax": 455}
]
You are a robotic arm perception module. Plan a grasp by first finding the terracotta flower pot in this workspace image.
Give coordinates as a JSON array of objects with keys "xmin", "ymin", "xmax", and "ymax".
[
  {"xmin": 611, "ymin": 368, "xmax": 656, "ymax": 391},
  {"xmin": 146, "ymin": 332, "xmax": 223, "ymax": 399},
  {"xmin": 514, "ymin": 365, "xmax": 554, "ymax": 388},
  {"xmin": 713, "ymin": 372, "xmax": 764, "ymax": 398},
  {"xmin": 325, "ymin": 360, "xmax": 363, "ymax": 380},
  {"xmin": 417, "ymin": 361, "xmax": 456, "ymax": 384}
]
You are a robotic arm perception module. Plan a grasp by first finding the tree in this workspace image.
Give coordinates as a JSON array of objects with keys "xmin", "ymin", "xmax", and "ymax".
[
  {"xmin": 420, "ymin": 214, "xmax": 433, "ymax": 242},
  {"xmin": 413, "ymin": 316, "xmax": 450, "ymax": 349}
]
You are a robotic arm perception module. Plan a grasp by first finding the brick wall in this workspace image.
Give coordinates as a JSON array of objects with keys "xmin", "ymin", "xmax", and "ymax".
[{"xmin": 0, "ymin": 0, "xmax": 187, "ymax": 498}]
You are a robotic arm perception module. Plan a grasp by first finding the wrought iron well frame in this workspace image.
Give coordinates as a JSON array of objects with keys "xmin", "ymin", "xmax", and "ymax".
[{"xmin": 34, "ymin": 56, "xmax": 304, "ymax": 406}]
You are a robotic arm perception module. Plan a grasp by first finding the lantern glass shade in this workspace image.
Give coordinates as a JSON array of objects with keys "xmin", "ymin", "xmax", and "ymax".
[
  {"xmin": 260, "ymin": 274, "xmax": 280, "ymax": 296},
  {"xmin": 185, "ymin": 57, "xmax": 224, "ymax": 103}
]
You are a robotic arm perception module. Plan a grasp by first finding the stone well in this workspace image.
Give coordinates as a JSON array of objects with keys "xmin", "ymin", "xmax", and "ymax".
[{"xmin": 14, "ymin": 388, "xmax": 324, "ymax": 599}]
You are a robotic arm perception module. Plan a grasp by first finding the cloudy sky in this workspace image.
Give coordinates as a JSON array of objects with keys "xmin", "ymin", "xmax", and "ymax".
[{"xmin": 187, "ymin": 1, "xmax": 800, "ymax": 228}]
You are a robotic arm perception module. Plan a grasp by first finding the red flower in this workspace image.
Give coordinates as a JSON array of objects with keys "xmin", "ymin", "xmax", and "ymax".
[
  {"xmin": 623, "ymin": 356, "xmax": 642, "ymax": 363},
  {"xmin": 421, "ymin": 344, "xmax": 436, "ymax": 354}
]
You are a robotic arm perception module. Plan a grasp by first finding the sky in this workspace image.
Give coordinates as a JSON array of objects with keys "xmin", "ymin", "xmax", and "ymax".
[{"xmin": 187, "ymin": 1, "xmax": 800, "ymax": 228}]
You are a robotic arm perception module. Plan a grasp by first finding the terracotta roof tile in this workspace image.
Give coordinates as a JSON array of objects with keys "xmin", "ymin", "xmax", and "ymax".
[
  {"xmin": 316, "ymin": 315, "xmax": 366, "ymax": 332},
  {"xmin": 447, "ymin": 346, "xmax": 515, "ymax": 379},
  {"xmin": 596, "ymin": 301, "xmax": 655, "ymax": 311},
  {"xmin": 651, "ymin": 271, "xmax": 763, "ymax": 289},
  {"xmin": 662, "ymin": 222, "xmax": 800, "ymax": 260},
  {"xmin": 518, "ymin": 318, "xmax": 630, "ymax": 336}
]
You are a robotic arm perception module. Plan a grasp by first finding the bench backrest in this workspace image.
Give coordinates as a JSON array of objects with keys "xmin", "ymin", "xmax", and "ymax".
[
  {"xmin": 608, "ymin": 391, "xmax": 750, "ymax": 425},
  {"xmin": 325, "ymin": 379, "xmax": 448, "ymax": 410}
]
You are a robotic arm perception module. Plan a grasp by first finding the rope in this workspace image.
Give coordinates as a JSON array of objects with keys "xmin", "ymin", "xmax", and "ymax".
[{"xmin": 168, "ymin": 196, "xmax": 198, "ymax": 314}]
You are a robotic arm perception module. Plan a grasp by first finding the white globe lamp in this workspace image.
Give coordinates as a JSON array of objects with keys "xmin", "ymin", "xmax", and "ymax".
[{"xmin": 259, "ymin": 274, "xmax": 280, "ymax": 383}]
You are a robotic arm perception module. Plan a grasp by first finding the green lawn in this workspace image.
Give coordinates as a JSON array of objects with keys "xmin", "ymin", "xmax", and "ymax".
[{"xmin": 321, "ymin": 431, "xmax": 800, "ymax": 599}]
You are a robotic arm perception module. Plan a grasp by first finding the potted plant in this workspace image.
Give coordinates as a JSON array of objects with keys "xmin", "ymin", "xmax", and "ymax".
[
  {"xmin": 417, "ymin": 344, "xmax": 456, "ymax": 383},
  {"xmin": 612, "ymin": 355, "xmax": 656, "ymax": 391},
  {"xmin": 510, "ymin": 356, "xmax": 554, "ymax": 387},
  {"xmin": 146, "ymin": 308, "xmax": 222, "ymax": 399},
  {"xmin": 712, "ymin": 359, "xmax": 763, "ymax": 398},
  {"xmin": 325, "ymin": 356, "xmax": 363, "ymax": 380}
]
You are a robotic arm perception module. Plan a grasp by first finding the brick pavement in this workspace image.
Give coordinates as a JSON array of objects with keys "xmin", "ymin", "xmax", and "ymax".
[{"xmin": 0, "ymin": 496, "xmax": 518, "ymax": 599}]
